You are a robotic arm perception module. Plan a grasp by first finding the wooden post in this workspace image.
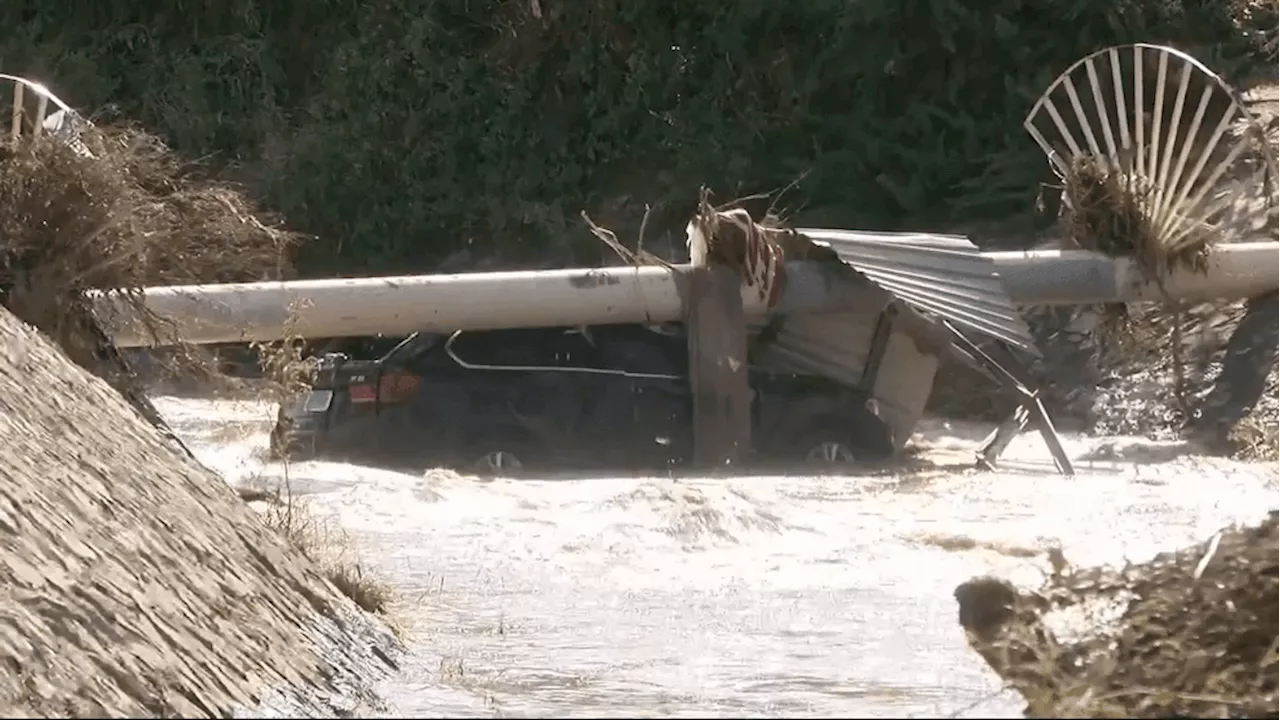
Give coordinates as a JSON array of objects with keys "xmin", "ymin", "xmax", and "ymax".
[{"xmin": 685, "ymin": 264, "xmax": 752, "ymax": 470}]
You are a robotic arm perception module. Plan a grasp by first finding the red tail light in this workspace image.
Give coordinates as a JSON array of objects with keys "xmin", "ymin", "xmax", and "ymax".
[
  {"xmin": 380, "ymin": 373, "xmax": 420, "ymax": 403},
  {"xmin": 348, "ymin": 374, "xmax": 419, "ymax": 404}
]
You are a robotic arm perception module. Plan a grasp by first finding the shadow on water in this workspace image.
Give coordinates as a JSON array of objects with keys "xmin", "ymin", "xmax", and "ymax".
[
  {"xmin": 273, "ymin": 450, "xmax": 913, "ymax": 484},
  {"xmin": 1076, "ymin": 439, "xmax": 1205, "ymax": 465},
  {"xmin": 254, "ymin": 442, "xmax": 1143, "ymax": 492}
]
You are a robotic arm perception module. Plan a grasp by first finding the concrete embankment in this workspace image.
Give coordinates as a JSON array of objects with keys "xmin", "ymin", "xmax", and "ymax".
[{"xmin": 0, "ymin": 306, "xmax": 401, "ymax": 717}]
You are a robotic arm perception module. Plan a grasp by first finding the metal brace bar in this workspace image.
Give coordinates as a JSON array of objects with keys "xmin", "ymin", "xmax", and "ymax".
[
  {"xmin": 858, "ymin": 305, "xmax": 899, "ymax": 393},
  {"xmin": 941, "ymin": 322, "xmax": 1075, "ymax": 477}
]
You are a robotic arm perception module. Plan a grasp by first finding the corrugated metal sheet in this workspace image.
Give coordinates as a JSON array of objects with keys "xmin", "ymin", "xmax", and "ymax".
[
  {"xmin": 748, "ymin": 308, "xmax": 940, "ymax": 449},
  {"xmin": 797, "ymin": 228, "xmax": 1040, "ymax": 356},
  {"xmin": 749, "ymin": 311, "xmax": 878, "ymax": 386},
  {"xmin": 871, "ymin": 329, "xmax": 941, "ymax": 446}
]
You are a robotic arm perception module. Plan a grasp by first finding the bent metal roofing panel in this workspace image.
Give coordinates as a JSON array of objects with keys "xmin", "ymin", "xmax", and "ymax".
[{"xmin": 796, "ymin": 228, "xmax": 1041, "ymax": 356}]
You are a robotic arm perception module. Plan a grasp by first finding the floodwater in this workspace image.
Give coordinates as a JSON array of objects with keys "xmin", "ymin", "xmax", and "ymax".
[{"xmin": 155, "ymin": 396, "xmax": 1278, "ymax": 719}]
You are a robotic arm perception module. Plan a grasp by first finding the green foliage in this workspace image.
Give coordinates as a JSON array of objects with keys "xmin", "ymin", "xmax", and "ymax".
[{"xmin": 0, "ymin": 0, "xmax": 1264, "ymax": 275}]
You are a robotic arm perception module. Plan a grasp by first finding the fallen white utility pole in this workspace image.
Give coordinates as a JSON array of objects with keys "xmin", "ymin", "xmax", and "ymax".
[
  {"xmin": 98, "ymin": 266, "xmax": 719, "ymax": 347},
  {"xmin": 97, "ymin": 261, "xmax": 910, "ymax": 347},
  {"xmin": 988, "ymin": 241, "xmax": 1279, "ymax": 306},
  {"xmin": 96, "ymin": 242, "xmax": 1278, "ymax": 348}
]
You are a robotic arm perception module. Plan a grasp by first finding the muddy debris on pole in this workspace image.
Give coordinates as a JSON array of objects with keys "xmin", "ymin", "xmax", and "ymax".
[
  {"xmin": 585, "ymin": 192, "xmax": 1066, "ymax": 471},
  {"xmin": 933, "ymin": 44, "xmax": 1280, "ymax": 458},
  {"xmin": 681, "ymin": 192, "xmax": 754, "ymax": 469}
]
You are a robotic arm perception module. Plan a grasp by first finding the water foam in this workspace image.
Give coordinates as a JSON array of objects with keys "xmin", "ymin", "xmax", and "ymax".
[{"xmin": 154, "ymin": 396, "xmax": 1277, "ymax": 719}]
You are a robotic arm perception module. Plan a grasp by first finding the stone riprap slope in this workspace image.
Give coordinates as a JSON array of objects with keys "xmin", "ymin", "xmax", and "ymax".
[{"xmin": 0, "ymin": 307, "xmax": 395, "ymax": 717}]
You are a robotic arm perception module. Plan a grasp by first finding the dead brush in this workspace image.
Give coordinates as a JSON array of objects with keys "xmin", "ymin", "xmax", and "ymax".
[
  {"xmin": 0, "ymin": 123, "xmax": 296, "ymax": 389},
  {"xmin": 251, "ymin": 307, "xmax": 318, "ymax": 401},
  {"xmin": 1228, "ymin": 413, "xmax": 1280, "ymax": 461},
  {"xmin": 251, "ymin": 475, "xmax": 394, "ymax": 617},
  {"xmin": 249, "ymin": 312, "xmax": 396, "ymax": 618},
  {"xmin": 955, "ymin": 512, "xmax": 1279, "ymax": 718},
  {"xmin": 0, "ymin": 122, "xmax": 395, "ymax": 618},
  {"xmin": 1060, "ymin": 155, "xmax": 1214, "ymax": 279},
  {"xmin": 1058, "ymin": 156, "xmax": 1219, "ymax": 424}
]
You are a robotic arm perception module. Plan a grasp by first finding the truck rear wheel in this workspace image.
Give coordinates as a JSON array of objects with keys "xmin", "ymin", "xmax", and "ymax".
[
  {"xmin": 804, "ymin": 441, "xmax": 856, "ymax": 467},
  {"xmin": 474, "ymin": 450, "xmax": 523, "ymax": 477}
]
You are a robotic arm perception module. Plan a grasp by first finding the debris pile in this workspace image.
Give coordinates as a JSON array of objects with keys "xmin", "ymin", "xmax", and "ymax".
[
  {"xmin": 0, "ymin": 98, "xmax": 397, "ymax": 716},
  {"xmin": 0, "ymin": 122, "xmax": 296, "ymax": 341},
  {"xmin": 0, "ymin": 115, "xmax": 296, "ymax": 437},
  {"xmin": 954, "ymin": 512, "xmax": 1279, "ymax": 718},
  {"xmin": 935, "ymin": 74, "xmax": 1279, "ymax": 456}
]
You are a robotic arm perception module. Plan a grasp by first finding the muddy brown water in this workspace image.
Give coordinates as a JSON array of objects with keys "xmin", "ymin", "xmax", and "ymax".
[{"xmin": 157, "ymin": 396, "xmax": 1278, "ymax": 719}]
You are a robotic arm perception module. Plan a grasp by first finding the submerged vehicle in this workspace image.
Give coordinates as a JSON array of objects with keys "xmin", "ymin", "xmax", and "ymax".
[{"xmin": 270, "ymin": 323, "xmax": 895, "ymax": 474}]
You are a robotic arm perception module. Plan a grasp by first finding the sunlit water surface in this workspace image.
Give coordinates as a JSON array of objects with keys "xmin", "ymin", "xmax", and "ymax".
[{"xmin": 156, "ymin": 396, "xmax": 1278, "ymax": 719}]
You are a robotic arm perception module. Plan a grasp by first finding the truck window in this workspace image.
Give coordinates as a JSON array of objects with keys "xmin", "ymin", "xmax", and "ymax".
[
  {"xmin": 553, "ymin": 329, "xmax": 608, "ymax": 370},
  {"xmin": 394, "ymin": 335, "xmax": 455, "ymax": 374},
  {"xmin": 449, "ymin": 329, "xmax": 560, "ymax": 368},
  {"xmin": 593, "ymin": 326, "xmax": 687, "ymax": 375}
]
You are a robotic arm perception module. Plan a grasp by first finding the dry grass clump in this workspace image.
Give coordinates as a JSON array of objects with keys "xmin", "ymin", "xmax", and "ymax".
[
  {"xmin": 324, "ymin": 562, "xmax": 396, "ymax": 618},
  {"xmin": 1061, "ymin": 156, "xmax": 1213, "ymax": 280},
  {"xmin": 0, "ymin": 123, "xmax": 296, "ymax": 385},
  {"xmin": 0, "ymin": 122, "xmax": 395, "ymax": 617},
  {"xmin": 954, "ymin": 511, "xmax": 1278, "ymax": 718},
  {"xmin": 1053, "ymin": 143, "xmax": 1278, "ymax": 448},
  {"xmin": 1228, "ymin": 411, "xmax": 1280, "ymax": 461},
  {"xmin": 241, "ymin": 476, "xmax": 395, "ymax": 617},
  {"xmin": 251, "ymin": 316, "xmax": 319, "ymax": 400},
  {"xmin": 244, "ymin": 318, "xmax": 396, "ymax": 618}
]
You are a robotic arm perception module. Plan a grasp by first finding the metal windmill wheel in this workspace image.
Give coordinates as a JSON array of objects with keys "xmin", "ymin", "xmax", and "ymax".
[
  {"xmin": 1025, "ymin": 44, "xmax": 1276, "ymax": 267},
  {"xmin": 1, "ymin": 73, "xmax": 94, "ymax": 156}
]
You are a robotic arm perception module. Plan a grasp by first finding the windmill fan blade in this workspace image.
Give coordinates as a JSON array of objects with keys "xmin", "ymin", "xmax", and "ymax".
[
  {"xmin": 1024, "ymin": 44, "xmax": 1277, "ymax": 261},
  {"xmin": 1, "ymin": 74, "xmax": 94, "ymax": 156}
]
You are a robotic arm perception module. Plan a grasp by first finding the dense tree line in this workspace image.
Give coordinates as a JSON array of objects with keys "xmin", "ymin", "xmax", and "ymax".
[{"xmin": 2, "ymin": 0, "xmax": 1267, "ymax": 276}]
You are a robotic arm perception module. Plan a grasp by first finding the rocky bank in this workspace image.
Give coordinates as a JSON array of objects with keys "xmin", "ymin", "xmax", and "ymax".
[{"xmin": 0, "ymin": 306, "xmax": 401, "ymax": 717}]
